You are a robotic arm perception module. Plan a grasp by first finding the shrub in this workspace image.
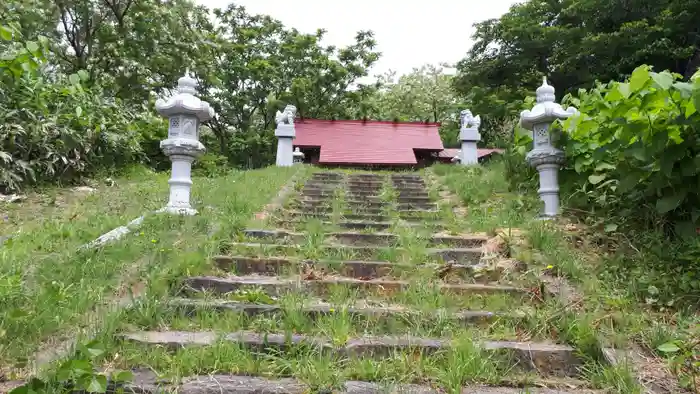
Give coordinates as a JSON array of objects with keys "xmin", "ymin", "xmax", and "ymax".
[
  {"xmin": 560, "ymin": 65, "xmax": 700, "ymax": 235},
  {"xmin": 0, "ymin": 23, "xmax": 166, "ymax": 191}
]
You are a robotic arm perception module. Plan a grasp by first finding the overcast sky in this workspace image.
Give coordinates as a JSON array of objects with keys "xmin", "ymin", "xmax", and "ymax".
[{"xmin": 197, "ymin": 0, "xmax": 519, "ymax": 78}]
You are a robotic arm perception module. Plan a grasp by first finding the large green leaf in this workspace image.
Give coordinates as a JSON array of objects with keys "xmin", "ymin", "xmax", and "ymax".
[
  {"xmin": 629, "ymin": 66, "xmax": 650, "ymax": 93},
  {"xmin": 588, "ymin": 174, "xmax": 607, "ymax": 185},
  {"xmin": 657, "ymin": 342, "xmax": 680, "ymax": 353},
  {"xmin": 651, "ymin": 71, "xmax": 674, "ymax": 90},
  {"xmin": 655, "ymin": 191, "xmax": 686, "ymax": 214}
]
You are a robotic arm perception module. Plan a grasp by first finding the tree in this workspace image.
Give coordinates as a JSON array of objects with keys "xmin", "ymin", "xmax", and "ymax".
[
  {"xmin": 199, "ymin": 4, "xmax": 380, "ymax": 165},
  {"xmin": 454, "ymin": 0, "xmax": 700, "ymax": 135}
]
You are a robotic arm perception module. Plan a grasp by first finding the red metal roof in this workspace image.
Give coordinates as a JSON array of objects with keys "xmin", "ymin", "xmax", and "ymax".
[
  {"xmin": 439, "ymin": 148, "xmax": 505, "ymax": 160},
  {"xmin": 294, "ymin": 119, "xmax": 444, "ymax": 165}
]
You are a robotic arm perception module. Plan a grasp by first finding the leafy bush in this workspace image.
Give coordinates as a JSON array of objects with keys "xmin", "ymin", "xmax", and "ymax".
[
  {"xmin": 560, "ymin": 65, "xmax": 700, "ymax": 234},
  {"xmin": 507, "ymin": 65, "xmax": 700, "ymax": 306},
  {"xmin": 503, "ymin": 130, "xmax": 538, "ymax": 194},
  {"xmin": 0, "ymin": 23, "xmax": 166, "ymax": 192}
]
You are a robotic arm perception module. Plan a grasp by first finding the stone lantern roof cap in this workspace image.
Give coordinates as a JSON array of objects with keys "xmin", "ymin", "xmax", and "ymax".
[
  {"xmin": 520, "ymin": 77, "xmax": 578, "ymax": 130},
  {"xmin": 155, "ymin": 70, "xmax": 215, "ymax": 122},
  {"xmin": 293, "ymin": 147, "xmax": 305, "ymax": 157}
]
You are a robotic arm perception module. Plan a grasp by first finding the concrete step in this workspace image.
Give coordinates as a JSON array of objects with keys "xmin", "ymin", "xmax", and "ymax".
[
  {"xmin": 346, "ymin": 181, "xmax": 384, "ymax": 188},
  {"xmin": 121, "ymin": 330, "xmax": 580, "ymax": 377},
  {"xmin": 283, "ymin": 210, "xmax": 391, "ymax": 222},
  {"xmin": 183, "ymin": 275, "xmax": 522, "ymax": 297},
  {"xmin": 243, "ymin": 230, "xmax": 487, "ymax": 248},
  {"xmin": 167, "ymin": 298, "xmax": 505, "ymax": 326},
  {"xmin": 212, "ymin": 256, "xmax": 514, "ymax": 282},
  {"xmin": 294, "ymin": 205, "xmax": 438, "ymax": 215},
  {"xmin": 278, "ymin": 218, "xmax": 429, "ymax": 231},
  {"xmin": 120, "ymin": 372, "xmax": 600, "ymax": 394},
  {"xmin": 229, "ymin": 241, "xmax": 483, "ymax": 263}
]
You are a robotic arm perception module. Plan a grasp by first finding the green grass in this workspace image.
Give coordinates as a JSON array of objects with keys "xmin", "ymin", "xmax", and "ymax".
[
  {"xmin": 12, "ymin": 163, "xmax": 686, "ymax": 393},
  {"xmin": 70, "ymin": 167, "xmax": 591, "ymax": 391},
  {"xmin": 0, "ymin": 164, "xmax": 304, "ymax": 377},
  {"xmin": 432, "ymin": 160, "xmax": 700, "ymax": 392}
]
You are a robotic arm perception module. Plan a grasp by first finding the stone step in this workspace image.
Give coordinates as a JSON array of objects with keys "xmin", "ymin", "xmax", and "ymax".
[
  {"xmin": 391, "ymin": 174, "xmax": 423, "ymax": 180},
  {"xmin": 296, "ymin": 200, "xmax": 438, "ymax": 212},
  {"xmin": 311, "ymin": 172, "xmax": 344, "ymax": 178},
  {"xmin": 349, "ymin": 174, "xmax": 384, "ymax": 179},
  {"xmin": 183, "ymin": 275, "xmax": 521, "ymax": 296},
  {"xmin": 395, "ymin": 187, "xmax": 430, "ymax": 194},
  {"xmin": 346, "ymin": 181, "xmax": 384, "ymax": 187},
  {"xmin": 121, "ymin": 331, "xmax": 580, "ymax": 377},
  {"xmin": 279, "ymin": 218, "xmax": 433, "ymax": 231},
  {"xmin": 298, "ymin": 199, "xmax": 387, "ymax": 206},
  {"xmin": 398, "ymin": 202, "xmax": 437, "ymax": 210},
  {"xmin": 168, "ymin": 298, "xmax": 504, "ymax": 325},
  {"xmin": 243, "ymin": 230, "xmax": 487, "ymax": 248},
  {"xmin": 334, "ymin": 221, "xmax": 394, "ymax": 230},
  {"xmin": 213, "ymin": 256, "xmax": 512, "ymax": 282},
  {"xmin": 295, "ymin": 205, "xmax": 438, "ymax": 215},
  {"xmin": 303, "ymin": 190, "xmax": 381, "ymax": 198},
  {"xmin": 299, "ymin": 194, "xmax": 435, "ymax": 205},
  {"xmin": 284, "ymin": 210, "xmax": 392, "ymax": 222},
  {"xmin": 279, "ymin": 218, "xmax": 429, "ymax": 231},
  {"xmin": 121, "ymin": 372, "xmax": 599, "ymax": 394},
  {"xmin": 229, "ymin": 242, "xmax": 483, "ymax": 263},
  {"xmin": 392, "ymin": 177, "xmax": 425, "ymax": 183}
]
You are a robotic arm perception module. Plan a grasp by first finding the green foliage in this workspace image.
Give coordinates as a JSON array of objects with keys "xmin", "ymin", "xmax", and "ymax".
[
  {"xmin": 657, "ymin": 323, "xmax": 699, "ymax": 391},
  {"xmin": 10, "ymin": 341, "xmax": 133, "ymax": 393},
  {"xmin": 202, "ymin": 5, "xmax": 380, "ymax": 162},
  {"xmin": 503, "ymin": 130, "xmax": 538, "ymax": 194},
  {"xmin": 561, "ymin": 65, "xmax": 700, "ymax": 232},
  {"xmin": 454, "ymin": 0, "xmax": 700, "ymax": 146},
  {"xmin": 0, "ymin": 22, "xmax": 165, "ymax": 191}
]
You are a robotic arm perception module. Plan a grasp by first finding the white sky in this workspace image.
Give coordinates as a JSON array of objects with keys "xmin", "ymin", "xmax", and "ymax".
[{"xmin": 197, "ymin": 0, "xmax": 519, "ymax": 79}]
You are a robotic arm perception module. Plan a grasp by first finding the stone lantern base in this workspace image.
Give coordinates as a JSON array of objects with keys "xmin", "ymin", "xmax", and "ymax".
[{"xmin": 160, "ymin": 139, "xmax": 205, "ymax": 216}]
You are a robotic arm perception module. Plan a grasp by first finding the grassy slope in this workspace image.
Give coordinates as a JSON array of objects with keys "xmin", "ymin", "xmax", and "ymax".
[
  {"xmin": 433, "ymin": 161, "xmax": 698, "ymax": 392},
  {"xmin": 2, "ymin": 161, "xmax": 695, "ymax": 392},
  {"xmin": 0, "ymin": 165, "xmax": 303, "ymax": 378}
]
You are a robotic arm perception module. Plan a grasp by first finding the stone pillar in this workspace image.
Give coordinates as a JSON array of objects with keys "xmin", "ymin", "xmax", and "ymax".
[
  {"xmin": 519, "ymin": 77, "xmax": 577, "ymax": 218},
  {"xmin": 459, "ymin": 110, "xmax": 481, "ymax": 165},
  {"xmin": 292, "ymin": 147, "xmax": 305, "ymax": 165},
  {"xmin": 155, "ymin": 70, "xmax": 215, "ymax": 215},
  {"xmin": 275, "ymin": 105, "xmax": 297, "ymax": 167}
]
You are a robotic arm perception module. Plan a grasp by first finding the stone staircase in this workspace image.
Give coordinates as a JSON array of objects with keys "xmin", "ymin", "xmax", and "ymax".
[{"xmin": 117, "ymin": 171, "xmax": 599, "ymax": 393}]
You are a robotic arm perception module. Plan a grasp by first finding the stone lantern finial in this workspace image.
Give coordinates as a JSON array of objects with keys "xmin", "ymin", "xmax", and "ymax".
[
  {"xmin": 177, "ymin": 69, "xmax": 197, "ymax": 95},
  {"xmin": 519, "ymin": 77, "xmax": 578, "ymax": 218},
  {"xmin": 536, "ymin": 77, "xmax": 555, "ymax": 103},
  {"xmin": 458, "ymin": 109, "xmax": 481, "ymax": 165},
  {"xmin": 154, "ymin": 68, "xmax": 216, "ymax": 215}
]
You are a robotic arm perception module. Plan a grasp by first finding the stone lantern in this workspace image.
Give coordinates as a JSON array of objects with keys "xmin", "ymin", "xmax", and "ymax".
[
  {"xmin": 155, "ymin": 70, "xmax": 215, "ymax": 215},
  {"xmin": 292, "ymin": 147, "xmax": 305, "ymax": 165},
  {"xmin": 275, "ymin": 104, "xmax": 297, "ymax": 167},
  {"xmin": 519, "ymin": 77, "xmax": 577, "ymax": 218},
  {"xmin": 459, "ymin": 109, "xmax": 481, "ymax": 165}
]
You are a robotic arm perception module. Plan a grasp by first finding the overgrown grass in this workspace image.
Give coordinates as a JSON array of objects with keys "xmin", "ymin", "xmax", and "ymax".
[
  {"xmin": 12, "ymin": 164, "xmax": 677, "ymax": 392},
  {"xmin": 0, "ymin": 165, "xmax": 304, "ymax": 377},
  {"xmin": 436, "ymin": 160, "xmax": 700, "ymax": 392},
  {"xmin": 72, "ymin": 167, "xmax": 600, "ymax": 391},
  {"xmin": 428, "ymin": 162, "xmax": 536, "ymax": 236}
]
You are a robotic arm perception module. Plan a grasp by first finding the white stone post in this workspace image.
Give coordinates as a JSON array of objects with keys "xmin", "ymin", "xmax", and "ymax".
[
  {"xmin": 292, "ymin": 147, "xmax": 305, "ymax": 165},
  {"xmin": 275, "ymin": 105, "xmax": 297, "ymax": 167},
  {"xmin": 519, "ymin": 77, "xmax": 577, "ymax": 218},
  {"xmin": 459, "ymin": 110, "xmax": 481, "ymax": 165},
  {"xmin": 155, "ymin": 70, "xmax": 215, "ymax": 215}
]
